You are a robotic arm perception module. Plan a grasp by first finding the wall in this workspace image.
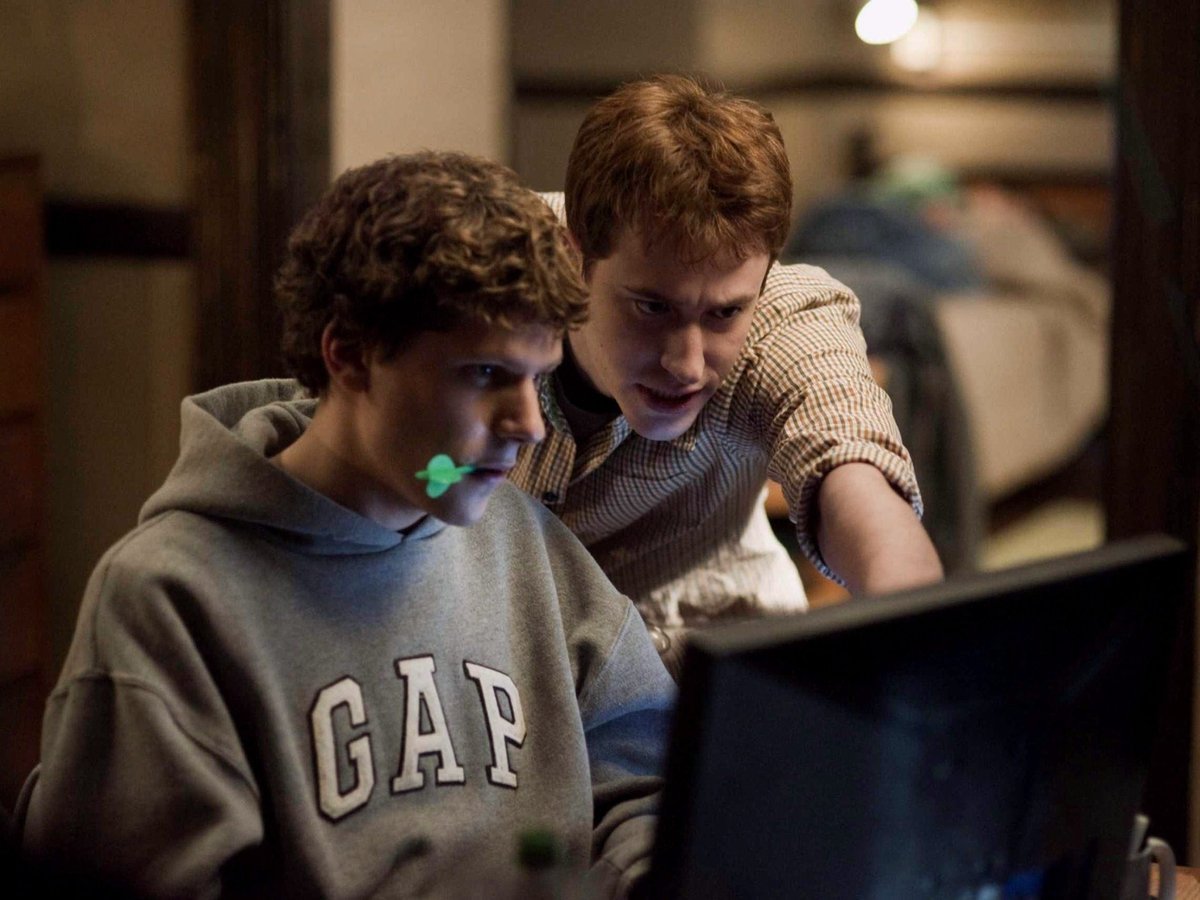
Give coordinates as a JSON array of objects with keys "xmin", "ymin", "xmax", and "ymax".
[
  {"xmin": 695, "ymin": 0, "xmax": 874, "ymax": 81},
  {"xmin": 331, "ymin": 0, "xmax": 509, "ymax": 174},
  {"xmin": 510, "ymin": 0, "xmax": 701, "ymax": 190},
  {"xmin": 512, "ymin": 0, "xmax": 700, "ymax": 79},
  {"xmin": 0, "ymin": 0, "xmax": 193, "ymax": 667},
  {"xmin": 0, "ymin": 2, "xmax": 189, "ymax": 205},
  {"xmin": 0, "ymin": 0, "xmax": 513, "ymax": 669},
  {"xmin": 511, "ymin": 0, "xmax": 1115, "ymax": 207}
]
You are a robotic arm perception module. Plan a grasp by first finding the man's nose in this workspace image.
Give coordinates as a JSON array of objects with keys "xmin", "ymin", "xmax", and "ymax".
[
  {"xmin": 660, "ymin": 324, "xmax": 705, "ymax": 385},
  {"xmin": 495, "ymin": 379, "xmax": 546, "ymax": 444}
]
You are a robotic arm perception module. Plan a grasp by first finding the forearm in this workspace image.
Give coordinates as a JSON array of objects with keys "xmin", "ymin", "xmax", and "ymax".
[
  {"xmin": 815, "ymin": 462, "xmax": 944, "ymax": 597},
  {"xmin": 590, "ymin": 780, "xmax": 661, "ymax": 898},
  {"xmin": 583, "ymin": 606, "xmax": 674, "ymax": 896}
]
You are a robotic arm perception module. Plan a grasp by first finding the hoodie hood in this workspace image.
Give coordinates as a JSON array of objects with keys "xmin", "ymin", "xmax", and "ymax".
[{"xmin": 140, "ymin": 379, "xmax": 444, "ymax": 555}]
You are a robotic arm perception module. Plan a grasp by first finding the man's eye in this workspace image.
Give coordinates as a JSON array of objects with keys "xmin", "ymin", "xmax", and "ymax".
[
  {"xmin": 465, "ymin": 365, "xmax": 497, "ymax": 384},
  {"xmin": 634, "ymin": 299, "xmax": 669, "ymax": 316},
  {"xmin": 712, "ymin": 306, "xmax": 743, "ymax": 321}
]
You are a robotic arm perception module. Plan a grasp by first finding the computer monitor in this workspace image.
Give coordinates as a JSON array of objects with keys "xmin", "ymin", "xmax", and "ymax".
[{"xmin": 648, "ymin": 535, "xmax": 1188, "ymax": 900}]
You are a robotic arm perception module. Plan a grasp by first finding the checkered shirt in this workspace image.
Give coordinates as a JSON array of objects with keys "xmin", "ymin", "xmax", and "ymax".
[{"xmin": 510, "ymin": 194, "xmax": 922, "ymax": 628}]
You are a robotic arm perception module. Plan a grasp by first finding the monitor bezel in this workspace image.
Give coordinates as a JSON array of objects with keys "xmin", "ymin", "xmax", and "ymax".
[{"xmin": 649, "ymin": 534, "xmax": 1188, "ymax": 899}]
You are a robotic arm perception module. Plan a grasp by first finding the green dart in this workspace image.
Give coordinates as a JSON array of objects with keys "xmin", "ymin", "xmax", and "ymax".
[{"xmin": 415, "ymin": 454, "xmax": 476, "ymax": 498}]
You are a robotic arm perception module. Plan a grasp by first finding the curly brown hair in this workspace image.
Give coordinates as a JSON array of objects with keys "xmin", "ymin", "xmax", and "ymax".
[
  {"xmin": 565, "ymin": 73, "xmax": 792, "ymax": 267},
  {"xmin": 277, "ymin": 151, "xmax": 588, "ymax": 394}
]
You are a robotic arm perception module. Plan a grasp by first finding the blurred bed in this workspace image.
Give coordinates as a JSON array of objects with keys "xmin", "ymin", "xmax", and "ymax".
[{"xmin": 782, "ymin": 162, "xmax": 1111, "ymax": 575}]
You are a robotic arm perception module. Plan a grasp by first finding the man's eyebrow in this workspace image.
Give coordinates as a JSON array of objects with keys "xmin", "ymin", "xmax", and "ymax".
[
  {"xmin": 622, "ymin": 286, "xmax": 677, "ymax": 305},
  {"xmin": 463, "ymin": 353, "xmax": 561, "ymax": 376},
  {"xmin": 716, "ymin": 293, "xmax": 758, "ymax": 308},
  {"xmin": 623, "ymin": 286, "xmax": 757, "ymax": 308}
]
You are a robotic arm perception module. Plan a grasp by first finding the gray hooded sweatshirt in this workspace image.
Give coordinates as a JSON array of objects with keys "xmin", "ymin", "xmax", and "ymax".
[{"xmin": 24, "ymin": 380, "xmax": 675, "ymax": 898}]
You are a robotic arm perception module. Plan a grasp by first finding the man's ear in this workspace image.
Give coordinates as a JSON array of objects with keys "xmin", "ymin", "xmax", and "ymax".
[{"xmin": 321, "ymin": 322, "xmax": 370, "ymax": 393}]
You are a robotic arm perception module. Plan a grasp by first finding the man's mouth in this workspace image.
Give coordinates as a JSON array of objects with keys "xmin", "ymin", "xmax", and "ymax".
[
  {"xmin": 636, "ymin": 384, "xmax": 703, "ymax": 412},
  {"xmin": 468, "ymin": 461, "xmax": 515, "ymax": 478}
]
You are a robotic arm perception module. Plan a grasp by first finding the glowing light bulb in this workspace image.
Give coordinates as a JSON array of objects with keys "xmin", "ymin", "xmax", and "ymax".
[{"xmin": 855, "ymin": 0, "xmax": 920, "ymax": 46}]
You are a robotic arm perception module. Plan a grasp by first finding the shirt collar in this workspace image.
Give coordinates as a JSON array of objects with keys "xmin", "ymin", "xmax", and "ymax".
[{"xmin": 541, "ymin": 370, "xmax": 702, "ymax": 454}]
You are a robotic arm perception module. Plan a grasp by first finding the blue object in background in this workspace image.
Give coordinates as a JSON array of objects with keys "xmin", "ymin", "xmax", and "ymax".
[{"xmin": 786, "ymin": 193, "xmax": 982, "ymax": 292}]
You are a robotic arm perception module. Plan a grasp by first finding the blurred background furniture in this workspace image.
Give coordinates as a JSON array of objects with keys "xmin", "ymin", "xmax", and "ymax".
[{"xmin": 783, "ymin": 154, "xmax": 1111, "ymax": 580}]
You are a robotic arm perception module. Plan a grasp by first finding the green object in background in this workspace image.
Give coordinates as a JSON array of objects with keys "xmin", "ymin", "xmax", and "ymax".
[
  {"xmin": 870, "ymin": 154, "xmax": 960, "ymax": 207},
  {"xmin": 415, "ymin": 454, "xmax": 475, "ymax": 498}
]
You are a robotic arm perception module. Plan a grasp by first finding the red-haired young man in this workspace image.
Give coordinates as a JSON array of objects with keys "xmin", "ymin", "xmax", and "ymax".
[{"xmin": 513, "ymin": 75, "xmax": 944, "ymax": 674}]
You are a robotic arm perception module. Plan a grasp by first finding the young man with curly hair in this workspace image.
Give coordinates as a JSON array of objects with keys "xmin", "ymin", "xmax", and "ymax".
[
  {"xmin": 512, "ymin": 75, "xmax": 943, "ymax": 671},
  {"xmin": 23, "ymin": 152, "xmax": 673, "ymax": 898}
]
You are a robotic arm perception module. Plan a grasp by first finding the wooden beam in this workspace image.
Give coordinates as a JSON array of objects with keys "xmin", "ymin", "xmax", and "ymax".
[
  {"xmin": 44, "ymin": 200, "xmax": 191, "ymax": 260},
  {"xmin": 188, "ymin": 0, "xmax": 330, "ymax": 391},
  {"xmin": 515, "ymin": 72, "xmax": 1113, "ymax": 104},
  {"xmin": 1109, "ymin": 0, "xmax": 1200, "ymax": 862}
]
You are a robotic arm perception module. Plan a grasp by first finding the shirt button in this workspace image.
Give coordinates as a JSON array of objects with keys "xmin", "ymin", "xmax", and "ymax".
[{"xmin": 542, "ymin": 491, "xmax": 560, "ymax": 503}]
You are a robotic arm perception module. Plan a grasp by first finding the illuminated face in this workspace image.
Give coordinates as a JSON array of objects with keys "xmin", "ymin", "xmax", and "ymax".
[
  {"xmin": 568, "ymin": 230, "xmax": 769, "ymax": 441},
  {"xmin": 342, "ymin": 321, "xmax": 561, "ymax": 529}
]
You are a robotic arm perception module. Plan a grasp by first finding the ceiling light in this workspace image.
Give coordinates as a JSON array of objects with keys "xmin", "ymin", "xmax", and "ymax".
[{"xmin": 856, "ymin": 0, "xmax": 920, "ymax": 45}]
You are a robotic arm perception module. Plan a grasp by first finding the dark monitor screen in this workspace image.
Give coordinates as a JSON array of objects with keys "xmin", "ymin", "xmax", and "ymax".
[{"xmin": 649, "ymin": 536, "xmax": 1187, "ymax": 900}]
